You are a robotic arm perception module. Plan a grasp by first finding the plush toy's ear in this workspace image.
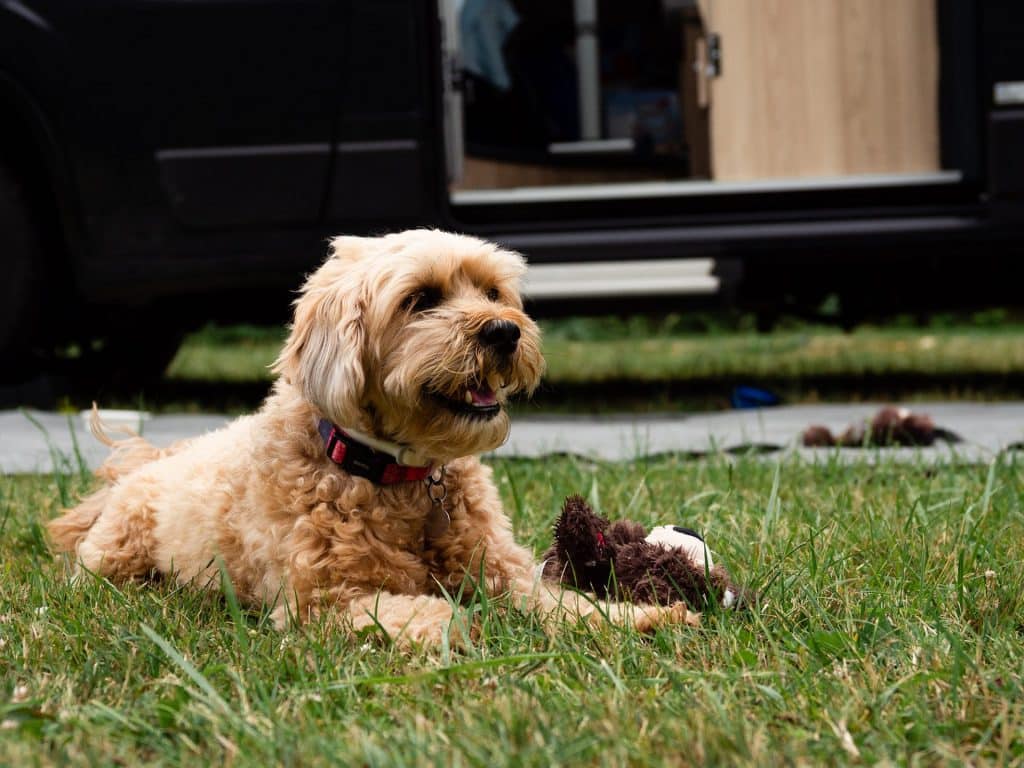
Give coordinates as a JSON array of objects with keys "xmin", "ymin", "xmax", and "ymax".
[{"xmin": 272, "ymin": 249, "xmax": 369, "ymax": 427}]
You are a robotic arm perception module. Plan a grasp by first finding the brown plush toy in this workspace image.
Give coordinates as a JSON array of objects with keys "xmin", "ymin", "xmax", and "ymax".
[
  {"xmin": 539, "ymin": 495, "xmax": 744, "ymax": 610},
  {"xmin": 802, "ymin": 406, "xmax": 947, "ymax": 448}
]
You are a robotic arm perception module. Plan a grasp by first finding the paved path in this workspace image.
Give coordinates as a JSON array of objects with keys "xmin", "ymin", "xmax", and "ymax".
[{"xmin": 3, "ymin": 403, "xmax": 1023, "ymax": 474}]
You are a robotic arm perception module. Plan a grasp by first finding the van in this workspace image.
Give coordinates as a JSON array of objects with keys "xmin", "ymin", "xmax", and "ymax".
[{"xmin": 1, "ymin": 0, "xmax": 1021, "ymax": 380}]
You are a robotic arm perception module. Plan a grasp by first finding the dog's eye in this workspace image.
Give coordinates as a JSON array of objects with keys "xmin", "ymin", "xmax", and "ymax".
[
  {"xmin": 485, "ymin": 287, "xmax": 500, "ymax": 302},
  {"xmin": 404, "ymin": 287, "xmax": 442, "ymax": 312}
]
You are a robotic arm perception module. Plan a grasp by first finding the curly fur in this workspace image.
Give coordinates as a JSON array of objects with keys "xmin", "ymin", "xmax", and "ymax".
[{"xmin": 49, "ymin": 230, "xmax": 699, "ymax": 645}]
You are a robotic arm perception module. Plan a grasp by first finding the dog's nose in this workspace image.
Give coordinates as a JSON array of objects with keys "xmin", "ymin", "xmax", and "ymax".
[{"xmin": 479, "ymin": 319, "xmax": 520, "ymax": 356}]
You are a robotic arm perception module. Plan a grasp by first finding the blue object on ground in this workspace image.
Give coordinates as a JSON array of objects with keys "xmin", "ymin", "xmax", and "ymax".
[{"xmin": 731, "ymin": 386, "xmax": 782, "ymax": 409}]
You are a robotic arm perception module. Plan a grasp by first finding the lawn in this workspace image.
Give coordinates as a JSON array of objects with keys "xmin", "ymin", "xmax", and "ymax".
[
  {"xmin": 160, "ymin": 315, "xmax": 1024, "ymax": 413},
  {"xmin": 3, "ymin": 452, "xmax": 1023, "ymax": 766},
  {"xmin": 167, "ymin": 313, "xmax": 1024, "ymax": 385}
]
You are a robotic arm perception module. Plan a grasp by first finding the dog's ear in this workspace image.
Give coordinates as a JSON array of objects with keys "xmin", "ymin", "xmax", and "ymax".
[
  {"xmin": 272, "ymin": 257, "xmax": 367, "ymax": 426},
  {"xmin": 327, "ymin": 235, "xmax": 372, "ymax": 263}
]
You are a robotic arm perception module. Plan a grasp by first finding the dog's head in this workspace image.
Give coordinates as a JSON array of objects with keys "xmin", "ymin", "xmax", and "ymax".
[{"xmin": 273, "ymin": 230, "xmax": 544, "ymax": 462}]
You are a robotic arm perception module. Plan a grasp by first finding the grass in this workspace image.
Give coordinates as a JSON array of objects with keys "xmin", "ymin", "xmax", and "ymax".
[
  {"xmin": 164, "ymin": 314, "xmax": 1024, "ymax": 395},
  {"xmin": 541, "ymin": 323, "xmax": 1024, "ymax": 382},
  {"xmin": 166, "ymin": 324, "xmax": 286, "ymax": 385},
  {"xmin": 3, "ymin": 448, "xmax": 1024, "ymax": 765}
]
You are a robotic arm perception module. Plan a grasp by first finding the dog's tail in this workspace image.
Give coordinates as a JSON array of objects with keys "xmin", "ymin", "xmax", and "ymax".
[
  {"xmin": 47, "ymin": 405, "xmax": 175, "ymax": 554},
  {"xmin": 84, "ymin": 406, "xmax": 168, "ymax": 483}
]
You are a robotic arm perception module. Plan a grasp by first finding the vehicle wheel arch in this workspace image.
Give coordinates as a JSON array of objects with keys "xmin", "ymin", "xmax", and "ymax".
[{"xmin": 0, "ymin": 71, "xmax": 85, "ymax": 280}]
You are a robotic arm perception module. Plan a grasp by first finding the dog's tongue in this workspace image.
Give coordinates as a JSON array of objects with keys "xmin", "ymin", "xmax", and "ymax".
[{"xmin": 468, "ymin": 382, "xmax": 497, "ymax": 407}]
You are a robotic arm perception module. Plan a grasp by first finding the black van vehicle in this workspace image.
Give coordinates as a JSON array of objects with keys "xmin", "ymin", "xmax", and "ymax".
[{"xmin": 1, "ymin": 0, "xmax": 1023, "ymax": 381}]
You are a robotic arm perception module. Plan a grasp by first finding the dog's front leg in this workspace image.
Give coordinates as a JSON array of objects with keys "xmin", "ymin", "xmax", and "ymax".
[
  {"xmin": 508, "ymin": 575, "xmax": 700, "ymax": 633},
  {"xmin": 343, "ymin": 591, "xmax": 473, "ymax": 648}
]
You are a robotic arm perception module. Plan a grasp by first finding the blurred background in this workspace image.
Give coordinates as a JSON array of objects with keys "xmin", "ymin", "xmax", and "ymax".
[{"xmin": 2, "ymin": 0, "xmax": 1023, "ymax": 415}]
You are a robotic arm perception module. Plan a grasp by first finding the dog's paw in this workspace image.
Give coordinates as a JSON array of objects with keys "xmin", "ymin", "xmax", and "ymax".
[{"xmin": 632, "ymin": 601, "xmax": 701, "ymax": 633}]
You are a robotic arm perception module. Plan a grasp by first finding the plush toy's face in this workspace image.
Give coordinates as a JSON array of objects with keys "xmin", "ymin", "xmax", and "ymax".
[
  {"xmin": 645, "ymin": 525, "xmax": 713, "ymax": 570},
  {"xmin": 553, "ymin": 495, "xmax": 614, "ymax": 588},
  {"xmin": 556, "ymin": 509, "xmax": 609, "ymax": 567}
]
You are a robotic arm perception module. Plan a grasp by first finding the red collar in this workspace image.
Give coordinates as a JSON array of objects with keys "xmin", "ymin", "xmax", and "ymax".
[{"xmin": 317, "ymin": 419, "xmax": 433, "ymax": 485}]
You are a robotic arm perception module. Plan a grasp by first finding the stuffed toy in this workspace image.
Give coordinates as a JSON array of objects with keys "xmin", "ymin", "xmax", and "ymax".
[
  {"xmin": 539, "ymin": 495, "xmax": 743, "ymax": 610},
  {"xmin": 802, "ymin": 406, "xmax": 952, "ymax": 448}
]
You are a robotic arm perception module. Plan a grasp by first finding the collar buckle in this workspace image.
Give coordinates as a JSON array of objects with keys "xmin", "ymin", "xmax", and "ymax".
[{"xmin": 318, "ymin": 418, "xmax": 433, "ymax": 485}]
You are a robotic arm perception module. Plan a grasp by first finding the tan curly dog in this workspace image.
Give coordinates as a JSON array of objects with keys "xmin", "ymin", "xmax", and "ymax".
[{"xmin": 49, "ymin": 230, "xmax": 697, "ymax": 645}]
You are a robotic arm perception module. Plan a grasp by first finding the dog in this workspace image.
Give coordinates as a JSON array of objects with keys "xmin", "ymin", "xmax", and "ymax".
[{"xmin": 49, "ymin": 230, "xmax": 696, "ymax": 645}]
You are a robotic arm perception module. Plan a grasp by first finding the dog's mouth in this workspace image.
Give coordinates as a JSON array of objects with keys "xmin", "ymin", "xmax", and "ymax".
[{"xmin": 428, "ymin": 376, "xmax": 505, "ymax": 421}]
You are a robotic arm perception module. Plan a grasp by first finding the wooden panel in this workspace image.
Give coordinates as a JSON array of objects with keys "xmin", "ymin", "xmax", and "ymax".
[
  {"xmin": 679, "ymin": 7, "xmax": 711, "ymax": 178},
  {"xmin": 454, "ymin": 157, "xmax": 670, "ymax": 190},
  {"xmin": 699, "ymin": 0, "xmax": 939, "ymax": 180}
]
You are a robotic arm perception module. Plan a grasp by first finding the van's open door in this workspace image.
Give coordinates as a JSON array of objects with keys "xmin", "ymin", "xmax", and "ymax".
[{"xmin": 440, "ymin": 0, "xmax": 465, "ymax": 186}]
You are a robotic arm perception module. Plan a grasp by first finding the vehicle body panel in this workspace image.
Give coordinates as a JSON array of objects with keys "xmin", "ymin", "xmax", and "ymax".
[{"xmin": 0, "ymin": 0, "xmax": 1021, "ymax": 323}]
